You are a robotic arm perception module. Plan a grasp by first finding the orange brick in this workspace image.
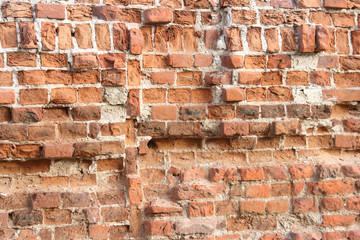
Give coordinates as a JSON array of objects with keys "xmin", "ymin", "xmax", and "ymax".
[{"xmin": 152, "ymin": 106, "xmax": 177, "ymax": 120}]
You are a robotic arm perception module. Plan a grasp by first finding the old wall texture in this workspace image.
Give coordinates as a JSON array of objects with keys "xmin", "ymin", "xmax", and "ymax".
[{"xmin": 0, "ymin": 0, "xmax": 359, "ymax": 239}]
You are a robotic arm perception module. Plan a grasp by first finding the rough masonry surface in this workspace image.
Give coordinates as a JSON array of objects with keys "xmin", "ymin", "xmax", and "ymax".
[{"xmin": 0, "ymin": 0, "xmax": 359, "ymax": 239}]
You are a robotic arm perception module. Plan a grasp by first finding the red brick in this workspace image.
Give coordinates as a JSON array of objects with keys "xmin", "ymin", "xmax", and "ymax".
[
  {"xmin": 168, "ymin": 88, "xmax": 191, "ymax": 103},
  {"xmin": 223, "ymin": 88, "xmax": 245, "ymax": 102},
  {"xmin": 0, "ymin": 107, "xmax": 11, "ymax": 122},
  {"xmin": 310, "ymin": 71, "xmax": 330, "ymax": 86},
  {"xmin": 287, "ymin": 71, "xmax": 308, "ymax": 85},
  {"xmin": 245, "ymin": 184, "xmax": 270, "ymax": 198},
  {"xmin": 292, "ymin": 232, "xmax": 320, "ymax": 240},
  {"xmin": 281, "ymin": 27, "xmax": 297, "ymax": 52},
  {"xmin": 127, "ymin": 177, "xmax": 142, "ymax": 205},
  {"xmin": 46, "ymin": 70, "xmax": 72, "ymax": 85},
  {"xmin": 72, "ymin": 106, "xmax": 101, "ymax": 121},
  {"xmin": 95, "ymin": 24, "xmax": 111, "ymax": 51},
  {"xmin": 191, "ymin": 88, "xmax": 212, "ymax": 103},
  {"xmin": 93, "ymin": 6, "xmax": 120, "ymax": 21},
  {"xmin": 75, "ymin": 24, "xmax": 93, "ymax": 49},
  {"xmin": 205, "ymin": 71, "xmax": 231, "ymax": 85},
  {"xmin": 101, "ymin": 69, "xmax": 125, "ymax": 86},
  {"xmin": 342, "ymin": 165, "xmax": 360, "ymax": 178},
  {"xmin": 172, "ymin": 181, "xmax": 225, "ymax": 200},
  {"xmin": 2, "ymin": 2, "xmax": 33, "ymax": 18},
  {"xmin": 188, "ymin": 201, "xmax": 214, "ymax": 217},
  {"xmin": 204, "ymin": 29, "xmax": 218, "ymax": 49},
  {"xmin": 73, "ymin": 142, "xmax": 101, "ymax": 157},
  {"xmin": 310, "ymin": 11, "xmax": 332, "ymax": 25},
  {"xmin": 19, "ymin": 89, "xmax": 48, "ymax": 105},
  {"xmin": 268, "ymin": 55, "xmax": 291, "ymax": 69},
  {"xmin": 0, "ymin": 124, "xmax": 27, "ymax": 141},
  {"xmin": 220, "ymin": 122, "xmax": 249, "ymax": 136},
  {"xmin": 130, "ymin": 29, "xmax": 144, "ymax": 54},
  {"xmin": 43, "ymin": 143, "xmax": 73, "ymax": 158},
  {"xmin": 143, "ymin": 55, "xmax": 167, "ymax": 68},
  {"xmin": 152, "ymin": 105, "xmax": 177, "ymax": 120},
  {"xmin": 322, "ymin": 215, "xmax": 357, "ymax": 227},
  {"xmin": 41, "ymin": 22, "xmax": 56, "ymax": 51},
  {"xmin": 332, "ymin": 13, "xmax": 355, "ymax": 27},
  {"xmin": 12, "ymin": 107, "xmax": 42, "ymax": 123},
  {"xmin": 150, "ymin": 72, "xmax": 175, "ymax": 85},
  {"xmin": 174, "ymin": 10, "xmax": 196, "ymax": 24},
  {"xmin": 351, "ymin": 30, "xmax": 360, "ymax": 54},
  {"xmin": 297, "ymin": 25, "xmax": 316, "ymax": 52},
  {"xmin": 73, "ymin": 53, "xmax": 99, "ymax": 69},
  {"xmin": 271, "ymin": 183, "xmax": 291, "ymax": 196},
  {"xmin": 245, "ymin": 55, "xmax": 266, "ymax": 69},
  {"xmin": 323, "ymin": 89, "xmax": 360, "ymax": 102},
  {"xmin": 271, "ymin": 0, "xmax": 294, "ymax": 8},
  {"xmin": 316, "ymin": 26, "xmax": 330, "ymax": 51},
  {"xmin": 307, "ymin": 180, "xmax": 355, "ymax": 195},
  {"xmin": 273, "ymin": 120, "xmax": 300, "ymax": 135},
  {"xmin": 238, "ymin": 71, "xmax": 262, "ymax": 85},
  {"xmin": 36, "ymin": 4, "xmax": 65, "ymax": 19},
  {"xmin": 113, "ymin": 23, "xmax": 129, "ymax": 50},
  {"xmin": 19, "ymin": 22, "xmax": 37, "ymax": 49},
  {"xmin": 297, "ymin": 0, "xmax": 321, "ymax": 7},
  {"xmin": 260, "ymin": 9, "xmax": 286, "ymax": 25},
  {"xmin": 247, "ymin": 27, "xmax": 262, "ymax": 52},
  {"xmin": 89, "ymin": 225, "xmax": 109, "ymax": 240},
  {"xmin": 317, "ymin": 164, "xmax": 342, "ymax": 179},
  {"xmin": 41, "ymin": 53, "xmax": 67, "ymax": 68},
  {"xmin": 167, "ymin": 25, "xmax": 182, "ymax": 51},
  {"xmin": 0, "ymin": 89, "xmax": 15, "ymax": 104},
  {"xmin": 264, "ymin": 166, "xmax": 288, "ymax": 180},
  {"xmin": 32, "ymin": 192, "xmax": 61, "ymax": 208},
  {"xmin": 292, "ymin": 198, "xmax": 317, "ymax": 213},
  {"xmin": 7, "ymin": 52, "xmax": 36, "ymax": 67},
  {"xmin": 208, "ymin": 105, "xmax": 236, "ymax": 119},
  {"xmin": 51, "ymin": 88, "xmax": 77, "ymax": 104},
  {"xmin": 225, "ymin": 27, "xmax": 243, "ymax": 51},
  {"xmin": 322, "ymin": 232, "xmax": 347, "ymax": 240},
  {"xmin": 74, "ymin": 70, "xmax": 100, "ymax": 84},
  {"xmin": 194, "ymin": 54, "xmax": 213, "ymax": 67},
  {"xmin": 289, "ymin": 164, "xmax": 314, "ymax": 179},
  {"xmin": 183, "ymin": 27, "xmax": 197, "ymax": 52},
  {"xmin": 265, "ymin": 28, "xmax": 280, "ymax": 53},
  {"xmin": 168, "ymin": 54, "xmax": 193, "ymax": 68},
  {"xmin": 55, "ymin": 225, "xmax": 86, "ymax": 240},
  {"xmin": 221, "ymin": 55, "xmax": 244, "ymax": 69},
  {"xmin": 144, "ymin": 8, "xmax": 173, "ymax": 24},
  {"xmin": 240, "ymin": 201, "xmax": 265, "ymax": 214},
  {"xmin": 29, "ymin": 126, "xmax": 55, "ymax": 141},
  {"xmin": 336, "ymin": 29, "xmax": 349, "ymax": 54},
  {"xmin": 346, "ymin": 196, "xmax": 360, "ymax": 211},
  {"xmin": 144, "ymin": 221, "xmax": 173, "ymax": 236},
  {"xmin": 58, "ymin": 23, "xmax": 73, "ymax": 50},
  {"xmin": 232, "ymin": 9, "xmax": 256, "ymax": 24},
  {"xmin": 168, "ymin": 122, "xmax": 193, "ymax": 136},
  {"xmin": 320, "ymin": 197, "xmax": 343, "ymax": 211},
  {"xmin": 0, "ymin": 22, "xmax": 17, "ymax": 48},
  {"xmin": 266, "ymin": 200, "xmax": 289, "ymax": 213},
  {"xmin": 239, "ymin": 167, "xmax": 264, "ymax": 181},
  {"xmin": 318, "ymin": 56, "xmax": 339, "ymax": 68},
  {"xmin": 324, "ymin": 0, "xmax": 348, "ymax": 8}
]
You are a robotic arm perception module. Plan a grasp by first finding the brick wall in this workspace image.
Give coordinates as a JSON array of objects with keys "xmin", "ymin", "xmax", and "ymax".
[{"xmin": 0, "ymin": 0, "xmax": 359, "ymax": 239}]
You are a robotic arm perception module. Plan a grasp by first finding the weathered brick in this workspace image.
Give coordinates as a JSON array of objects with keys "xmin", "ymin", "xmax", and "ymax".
[
  {"xmin": 144, "ymin": 8, "xmax": 173, "ymax": 24},
  {"xmin": 36, "ymin": 4, "xmax": 65, "ymax": 19}
]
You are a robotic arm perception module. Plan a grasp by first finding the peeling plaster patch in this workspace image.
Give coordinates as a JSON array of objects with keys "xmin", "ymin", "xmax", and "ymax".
[
  {"xmin": 292, "ymin": 54, "xmax": 319, "ymax": 70},
  {"xmin": 101, "ymin": 106, "xmax": 126, "ymax": 122},
  {"xmin": 103, "ymin": 87, "xmax": 128, "ymax": 105},
  {"xmin": 293, "ymin": 88, "xmax": 323, "ymax": 104}
]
